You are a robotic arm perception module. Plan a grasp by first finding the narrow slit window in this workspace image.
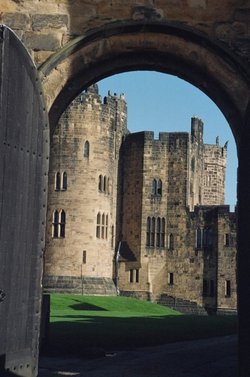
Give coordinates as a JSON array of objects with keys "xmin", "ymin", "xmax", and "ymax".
[
  {"xmin": 129, "ymin": 269, "xmax": 134, "ymax": 283},
  {"xmin": 62, "ymin": 172, "xmax": 67, "ymax": 190},
  {"xmin": 225, "ymin": 280, "xmax": 231, "ymax": 297},
  {"xmin": 96, "ymin": 212, "xmax": 101, "ymax": 238},
  {"xmin": 60, "ymin": 210, "xmax": 66, "ymax": 238},
  {"xmin": 157, "ymin": 179, "xmax": 162, "ymax": 196},
  {"xmin": 105, "ymin": 214, "xmax": 108, "ymax": 240},
  {"xmin": 168, "ymin": 233, "xmax": 174, "ymax": 250},
  {"xmin": 53, "ymin": 210, "xmax": 59, "ymax": 238},
  {"xmin": 151, "ymin": 179, "xmax": 157, "ymax": 196},
  {"xmin": 84, "ymin": 140, "xmax": 90, "ymax": 158},
  {"xmin": 146, "ymin": 217, "xmax": 151, "ymax": 247},
  {"xmin": 98, "ymin": 175, "xmax": 102, "ymax": 191},
  {"xmin": 161, "ymin": 218, "xmax": 165, "ymax": 247},
  {"xmin": 151, "ymin": 217, "xmax": 155, "ymax": 247},
  {"xmin": 156, "ymin": 217, "xmax": 161, "ymax": 247},
  {"xmin": 55, "ymin": 172, "xmax": 61, "ymax": 191},
  {"xmin": 101, "ymin": 213, "xmax": 105, "ymax": 239},
  {"xmin": 168, "ymin": 272, "xmax": 174, "ymax": 285}
]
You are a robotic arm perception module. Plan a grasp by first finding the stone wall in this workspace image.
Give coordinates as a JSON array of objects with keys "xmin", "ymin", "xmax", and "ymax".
[
  {"xmin": 44, "ymin": 86, "xmax": 127, "ymax": 294},
  {"xmin": 203, "ymin": 142, "xmax": 227, "ymax": 205},
  {"xmin": 117, "ymin": 125, "xmax": 237, "ymax": 313}
]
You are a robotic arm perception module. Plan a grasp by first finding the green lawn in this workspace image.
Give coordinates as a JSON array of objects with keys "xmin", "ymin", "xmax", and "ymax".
[{"xmin": 45, "ymin": 294, "xmax": 238, "ymax": 356}]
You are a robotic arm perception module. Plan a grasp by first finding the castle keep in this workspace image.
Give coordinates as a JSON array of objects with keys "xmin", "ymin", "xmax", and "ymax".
[{"xmin": 44, "ymin": 85, "xmax": 237, "ymax": 314}]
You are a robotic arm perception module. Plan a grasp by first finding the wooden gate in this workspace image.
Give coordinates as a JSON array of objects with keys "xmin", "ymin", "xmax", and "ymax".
[{"xmin": 0, "ymin": 26, "xmax": 49, "ymax": 376}]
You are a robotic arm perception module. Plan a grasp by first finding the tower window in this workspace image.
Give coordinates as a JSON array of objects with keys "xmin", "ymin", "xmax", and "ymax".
[
  {"xmin": 151, "ymin": 179, "xmax": 162, "ymax": 196},
  {"xmin": 98, "ymin": 175, "xmax": 103, "ymax": 191},
  {"xmin": 82, "ymin": 250, "xmax": 87, "ymax": 264},
  {"xmin": 168, "ymin": 272, "xmax": 174, "ymax": 285},
  {"xmin": 224, "ymin": 233, "xmax": 230, "ymax": 247},
  {"xmin": 101, "ymin": 213, "xmax": 105, "ymax": 239},
  {"xmin": 55, "ymin": 172, "xmax": 67, "ymax": 191},
  {"xmin": 52, "ymin": 210, "xmax": 59, "ymax": 238},
  {"xmin": 157, "ymin": 179, "xmax": 162, "ymax": 196},
  {"xmin": 225, "ymin": 280, "xmax": 231, "ymax": 297},
  {"xmin": 52, "ymin": 209, "xmax": 66, "ymax": 238},
  {"xmin": 168, "ymin": 233, "xmax": 174, "ymax": 250},
  {"xmin": 96, "ymin": 212, "xmax": 108, "ymax": 240},
  {"xmin": 156, "ymin": 217, "xmax": 165, "ymax": 248},
  {"xmin": 129, "ymin": 269, "xmax": 134, "ymax": 283},
  {"xmin": 156, "ymin": 217, "xmax": 161, "ymax": 247},
  {"xmin": 96, "ymin": 212, "xmax": 101, "ymax": 238},
  {"xmin": 60, "ymin": 210, "xmax": 66, "ymax": 238},
  {"xmin": 84, "ymin": 140, "xmax": 90, "ymax": 158},
  {"xmin": 98, "ymin": 175, "xmax": 110, "ymax": 194},
  {"xmin": 151, "ymin": 217, "xmax": 155, "ymax": 247},
  {"xmin": 135, "ymin": 269, "xmax": 139, "ymax": 283},
  {"xmin": 62, "ymin": 172, "xmax": 67, "ymax": 190},
  {"xmin": 55, "ymin": 172, "xmax": 61, "ymax": 191},
  {"xmin": 129, "ymin": 269, "xmax": 139, "ymax": 283},
  {"xmin": 161, "ymin": 218, "xmax": 165, "ymax": 247}
]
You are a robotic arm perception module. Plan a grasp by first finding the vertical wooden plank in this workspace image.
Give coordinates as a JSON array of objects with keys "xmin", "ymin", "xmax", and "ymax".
[{"xmin": 0, "ymin": 26, "xmax": 49, "ymax": 377}]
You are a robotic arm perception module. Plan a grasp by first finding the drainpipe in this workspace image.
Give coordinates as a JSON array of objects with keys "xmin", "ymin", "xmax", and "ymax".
[{"xmin": 115, "ymin": 241, "xmax": 121, "ymax": 295}]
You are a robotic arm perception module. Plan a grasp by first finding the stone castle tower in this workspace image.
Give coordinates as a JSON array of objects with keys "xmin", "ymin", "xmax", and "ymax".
[
  {"xmin": 44, "ymin": 86, "xmax": 237, "ymax": 314},
  {"xmin": 118, "ymin": 126, "xmax": 236, "ymax": 314},
  {"xmin": 44, "ymin": 85, "xmax": 127, "ymax": 294}
]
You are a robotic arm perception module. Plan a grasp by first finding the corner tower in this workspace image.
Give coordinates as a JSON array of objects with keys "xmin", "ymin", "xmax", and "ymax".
[{"xmin": 44, "ymin": 85, "xmax": 127, "ymax": 294}]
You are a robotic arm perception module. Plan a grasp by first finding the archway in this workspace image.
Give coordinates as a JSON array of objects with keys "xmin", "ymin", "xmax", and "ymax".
[{"xmin": 39, "ymin": 21, "xmax": 250, "ymax": 376}]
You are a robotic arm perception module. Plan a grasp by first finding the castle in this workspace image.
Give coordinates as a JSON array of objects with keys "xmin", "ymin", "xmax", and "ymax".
[{"xmin": 44, "ymin": 84, "xmax": 237, "ymax": 315}]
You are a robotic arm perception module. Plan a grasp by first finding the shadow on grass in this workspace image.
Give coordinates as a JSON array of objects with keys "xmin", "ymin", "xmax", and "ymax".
[
  {"xmin": 69, "ymin": 299, "xmax": 108, "ymax": 311},
  {"xmin": 42, "ymin": 314, "xmax": 238, "ymax": 357}
]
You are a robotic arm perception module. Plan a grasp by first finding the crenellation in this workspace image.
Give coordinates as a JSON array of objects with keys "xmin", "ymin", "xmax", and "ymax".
[{"xmin": 44, "ymin": 90, "xmax": 237, "ymax": 315}]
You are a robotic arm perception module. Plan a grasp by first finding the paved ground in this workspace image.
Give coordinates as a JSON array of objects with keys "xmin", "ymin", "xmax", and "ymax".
[{"xmin": 38, "ymin": 335, "xmax": 238, "ymax": 377}]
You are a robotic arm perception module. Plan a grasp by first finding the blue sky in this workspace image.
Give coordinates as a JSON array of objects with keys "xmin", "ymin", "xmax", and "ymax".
[{"xmin": 98, "ymin": 71, "xmax": 237, "ymax": 210}]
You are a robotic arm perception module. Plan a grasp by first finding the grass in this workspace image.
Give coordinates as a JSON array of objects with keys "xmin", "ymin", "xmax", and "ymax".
[{"xmin": 44, "ymin": 294, "xmax": 238, "ymax": 356}]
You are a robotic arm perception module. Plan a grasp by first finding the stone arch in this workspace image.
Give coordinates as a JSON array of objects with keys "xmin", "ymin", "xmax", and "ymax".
[
  {"xmin": 38, "ymin": 20, "xmax": 250, "ymax": 375},
  {"xmin": 39, "ymin": 21, "xmax": 250, "ymax": 145}
]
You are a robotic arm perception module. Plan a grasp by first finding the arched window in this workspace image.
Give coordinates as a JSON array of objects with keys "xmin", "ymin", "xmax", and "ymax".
[
  {"xmin": 60, "ymin": 210, "xmax": 66, "ymax": 238},
  {"xmin": 105, "ymin": 214, "xmax": 108, "ymax": 239},
  {"xmin": 168, "ymin": 233, "xmax": 174, "ymax": 250},
  {"xmin": 101, "ymin": 213, "xmax": 105, "ymax": 239},
  {"xmin": 52, "ymin": 210, "xmax": 59, "ymax": 238},
  {"xmin": 98, "ymin": 175, "xmax": 102, "ymax": 191},
  {"xmin": 104, "ymin": 176, "xmax": 107, "ymax": 193},
  {"xmin": 107, "ymin": 178, "xmax": 110, "ymax": 195},
  {"xmin": 84, "ymin": 140, "xmax": 90, "ymax": 158},
  {"xmin": 55, "ymin": 172, "xmax": 61, "ymax": 191},
  {"xmin": 96, "ymin": 212, "xmax": 101, "ymax": 238},
  {"xmin": 151, "ymin": 217, "xmax": 155, "ymax": 247},
  {"xmin": 156, "ymin": 217, "xmax": 161, "ymax": 247},
  {"xmin": 161, "ymin": 218, "xmax": 165, "ymax": 247},
  {"xmin": 146, "ymin": 217, "xmax": 151, "ymax": 246},
  {"xmin": 157, "ymin": 180, "xmax": 162, "ymax": 196},
  {"xmin": 151, "ymin": 179, "xmax": 157, "ymax": 195},
  {"xmin": 62, "ymin": 172, "xmax": 67, "ymax": 190}
]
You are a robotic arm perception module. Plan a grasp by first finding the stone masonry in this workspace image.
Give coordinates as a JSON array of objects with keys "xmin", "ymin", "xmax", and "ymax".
[{"xmin": 44, "ymin": 87, "xmax": 237, "ymax": 315}]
